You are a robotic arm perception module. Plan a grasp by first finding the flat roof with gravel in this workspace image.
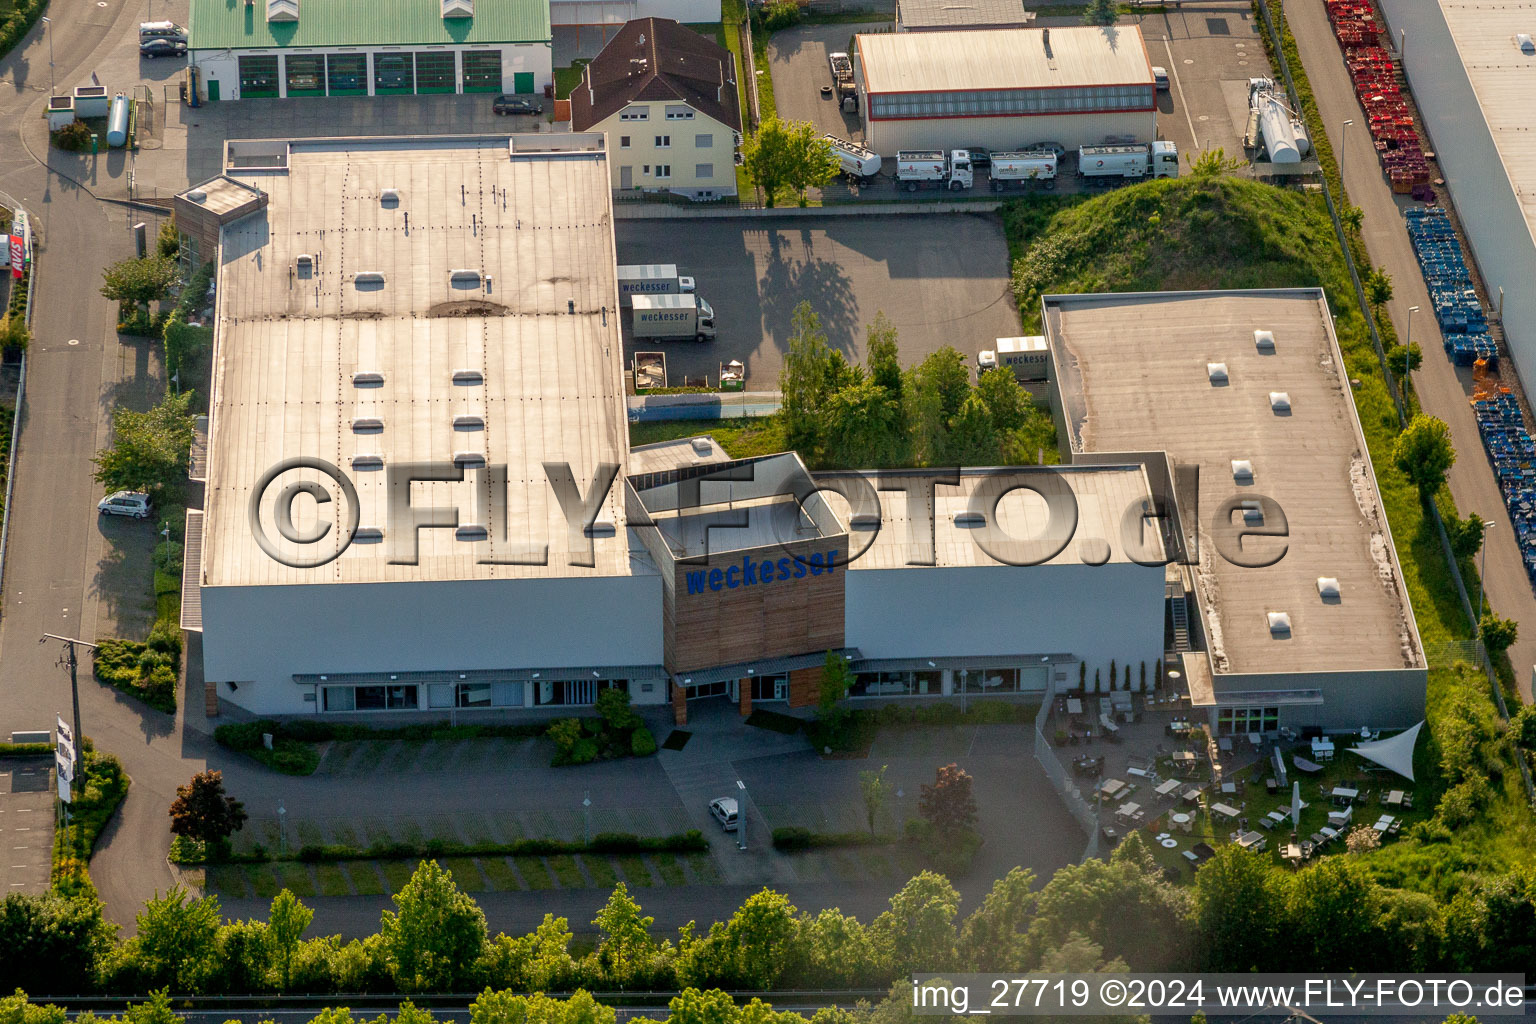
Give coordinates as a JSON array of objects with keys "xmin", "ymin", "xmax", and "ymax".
[
  {"xmin": 1043, "ymin": 289, "xmax": 1424, "ymax": 675},
  {"xmin": 855, "ymin": 24, "xmax": 1153, "ymax": 94}
]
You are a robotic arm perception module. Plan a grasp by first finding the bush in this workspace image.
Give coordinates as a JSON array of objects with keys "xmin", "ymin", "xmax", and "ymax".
[
  {"xmin": 0, "ymin": 314, "xmax": 29, "ymax": 354},
  {"xmin": 93, "ymin": 636, "xmax": 178, "ymax": 713},
  {"xmin": 759, "ymin": 0, "xmax": 800, "ymax": 30},
  {"xmin": 116, "ymin": 302, "xmax": 167, "ymax": 339},
  {"xmin": 51, "ymin": 120, "xmax": 92, "ymax": 151},
  {"xmin": 630, "ymin": 726, "xmax": 657, "ymax": 757},
  {"xmin": 178, "ymin": 830, "xmax": 708, "ymax": 865},
  {"xmin": 569, "ymin": 738, "xmax": 599, "ymax": 764}
]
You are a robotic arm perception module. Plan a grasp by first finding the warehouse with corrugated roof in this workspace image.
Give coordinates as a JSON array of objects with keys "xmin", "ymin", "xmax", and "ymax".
[{"xmin": 854, "ymin": 24, "xmax": 1157, "ymax": 154}]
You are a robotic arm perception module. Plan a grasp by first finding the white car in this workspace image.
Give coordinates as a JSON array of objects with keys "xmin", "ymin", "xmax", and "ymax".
[
  {"xmin": 708, "ymin": 797, "xmax": 739, "ymax": 832},
  {"xmin": 98, "ymin": 491, "xmax": 151, "ymax": 519},
  {"xmin": 1152, "ymin": 66, "xmax": 1171, "ymax": 91}
]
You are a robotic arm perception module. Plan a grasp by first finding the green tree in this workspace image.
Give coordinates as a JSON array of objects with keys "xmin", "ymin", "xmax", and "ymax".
[
  {"xmin": 1081, "ymin": 0, "xmax": 1117, "ymax": 25},
  {"xmin": 795, "ymin": 908, "xmax": 877, "ymax": 987},
  {"xmin": 0, "ymin": 890, "xmax": 116, "ymax": 993},
  {"xmin": 94, "ymin": 390, "xmax": 197, "ymax": 498},
  {"xmin": 974, "ymin": 367, "xmax": 1029, "ymax": 435},
  {"xmin": 1511, "ymin": 704, "xmax": 1536, "ymax": 750},
  {"xmin": 133, "ymin": 886, "xmax": 223, "ymax": 991},
  {"xmin": 1284, "ymin": 857, "xmax": 1381, "ymax": 970},
  {"xmin": 267, "ymin": 889, "xmax": 313, "ymax": 990},
  {"xmin": 101, "ymin": 255, "xmax": 180, "ymax": 309},
  {"xmin": 942, "ymin": 390, "xmax": 998, "ymax": 466},
  {"xmin": 858, "ymin": 765, "xmax": 890, "ymax": 835},
  {"xmin": 817, "ymin": 650, "xmax": 852, "ymax": 733},
  {"xmin": 743, "ymin": 117, "xmax": 838, "ymax": 206},
  {"xmin": 1479, "ymin": 612, "xmax": 1518, "ymax": 653},
  {"xmin": 471, "ymin": 990, "xmax": 616, "ymax": 1024},
  {"xmin": 1449, "ymin": 511, "xmax": 1487, "ymax": 560},
  {"xmin": 956, "ymin": 867, "xmax": 1035, "ymax": 970},
  {"xmin": 822, "ymin": 378, "xmax": 906, "ymax": 468},
  {"xmin": 1387, "ymin": 342, "xmax": 1423, "ymax": 383},
  {"xmin": 594, "ymin": 687, "xmax": 641, "ymax": 731},
  {"xmin": 1192, "ymin": 846, "xmax": 1286, "ymax": 970},
  {"xmin": 1443, "ymin": 870, "xmax": 1536, "ymax": 971},
  {"xmin": 158, "ymin": 219, "xmax": 181, "ymax": 258},
  {"xmin": 0, "ymin": 314, "xmax": 30, "ymax": 355},
  {"xmin": 1186, "ymin": 147, "xmax": 1242, "ymax": 177},
  {"xmin": 1365, "ymin": 267, "xmax": 1394, "ymax": 310},
  {"xmin": 866, "ymin": 313, "xmax": 903, "ymax": 399},
  {"xmin": 1026, "ymin": 844, "xmax": 1191, "ymax": 971},
  {"xmin": 1340, "ymin": 205, "xmax": 1364, "ymax": 234},
  {"xmin": 721, "ymin": 889, "xmax": 799, "ymax": 989},
  {"xmin": 0, "ymin": 990, "xmax": 68, "ymax": 1024},
  {"xmin": 592, "ymin": 883, "xmax": 655, "ymax": 988},
  {"xmin": 666, "ymin": 988, "xmax": 737, "ymax": 1024},
  {"xmin": 871, "ymin": 871, "xmax": 959, "ymax": 975},
  {"xmin": 918, "ymin": 763, "xmax": 977, "ymax": 836},
  {"xmin": 123, "ymin": 990, "xmax": 182, "ymax": 1024},
  {"xmin": 379, "ymin": 860, "xmax": 488, "ymax": 991},
  {"xmin": 1392, "ymin": 414, "xmax": 1456, "ymax": 494},
  {"xmin": 778, "ymin": 302, "xmax": 842, "ymax": 455},
  {"xmin": 167, "ymin": 770, "xmax": 247, "ymax": 849}
]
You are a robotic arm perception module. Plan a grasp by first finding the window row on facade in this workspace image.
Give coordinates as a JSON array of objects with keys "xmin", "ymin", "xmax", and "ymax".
[
  {"xmin": 319, "ymin": 677, "xmax": 643, "ymax": 712},
  {"xmin": 867, "ymin": 84, "xmax": 1154, "ymax": 120},
  {"xmin": 236, "ymin": 50, "xmax": 513, "ymax": 99}
]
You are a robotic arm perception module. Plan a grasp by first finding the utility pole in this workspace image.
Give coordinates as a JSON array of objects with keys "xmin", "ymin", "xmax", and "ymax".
[{"xmin": 41, "ymin": 634, "xmax": 97, "ymax": 778}]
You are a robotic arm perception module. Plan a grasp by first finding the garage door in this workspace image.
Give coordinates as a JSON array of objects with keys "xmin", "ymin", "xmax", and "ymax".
[
  {"xmin": 326, "ymin": 53, "xmax": 367, "ymax": 95},
  {"xmin": 462, "ymin": 50, "xmax": 501, "ymax": 93},
  {"xmin": 415, "ymin": 51, "xmax": 456, "ymax": 94},
  {"xmin": 1018, "ymin": 665, "xmax": 1048, "ymax": 692},
  {"xmin": 238, "ymin": 55, "xmax": 279, "ymax": 98},
  {"xmin": 373, "ymin": 52, "xmax": 413, "ymax": 94}
]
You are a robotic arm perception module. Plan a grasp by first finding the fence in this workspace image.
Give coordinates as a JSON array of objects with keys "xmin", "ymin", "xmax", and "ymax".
[
  {"xmin": 0, "ymin": 188, "xmax": 32, "ymax": 614},
  {"xmin": 1033, "ymin": 677, "xmax": 1102, "ymax": 860},
  {"xmin": 1253, "ymin": 0, "xmax": 1535, "ymax": 806}
]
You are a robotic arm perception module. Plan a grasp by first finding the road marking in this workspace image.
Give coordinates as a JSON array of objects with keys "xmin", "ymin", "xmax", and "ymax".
[
  {"xmin": 68, "ymin": 339, "xmax": 80, "ymax": 346},
  {"xmin": 1164, "ymin": 38, "xmax": 1200, "ymax": 151},
  {"xmin": 13, "ymin": 828, "xmax": 29, "ymax": 832}
]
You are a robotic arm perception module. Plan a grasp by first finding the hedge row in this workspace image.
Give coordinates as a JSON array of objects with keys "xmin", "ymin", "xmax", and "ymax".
[
  {"xmin": 173, "ymin": 829, "xmax": 709, "ymax": 865},
  {"xmin": 0, "ymin": 741, "xmax": 51, "ymax": 758},
  {"xmin": 0, "ymin": 0, "xmax": 48, "ymax": 68},
  {"xmin": 216, "ymin": 717, "xmax": 550, "ymax": 747},
  {"xmin": 771, "ymin": 827, "xmax": 898, "ymax": 851},
  {"xmin": 93, "ymin": 629, "xmax": 181, "ymax": 714}
]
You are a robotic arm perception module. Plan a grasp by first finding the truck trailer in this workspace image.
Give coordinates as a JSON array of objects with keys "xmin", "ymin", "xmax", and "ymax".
[
  {"xmin": 1076, "ymin": 141, "xmax": 1180, "ymax": 180},
  {"xmin": 977, "ymin": 336, "xmax": 1051, "ymax": 381},
  {"xmin": 617, "ymin": 264, "xmax": 696, "ymax": 306},
  {"xmin": 895, "ymin": 150, "xmax": 973, "ymax": 191},
  {"xmin": 989, "ymin": 150, "xmax": 1058, "ymax": 191},
  {"xmin": 824, "ymin": 135, "xmax": 881, "ymax": 186},
  {"xmin": 632, "ymin": 294, "xmax": 716, "ymax": 342}
]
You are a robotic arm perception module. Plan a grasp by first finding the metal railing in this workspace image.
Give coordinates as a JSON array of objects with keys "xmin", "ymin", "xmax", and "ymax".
[
  {"xmin": 0, "ymin": 189, "xmax": 31, "ymax": 614},
  {"xmin": 1034, "ymin": 678, "xmax": 1102, "ymax": 860}
]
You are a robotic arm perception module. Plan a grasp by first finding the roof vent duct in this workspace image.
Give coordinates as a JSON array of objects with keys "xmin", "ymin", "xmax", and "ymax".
[
  {"xmin": 266, "ymin": 0, "xmax": 298, "ymax": 22},
  {"xmin": 1254, "ymin": 329, "xmax": 1276, "ymax": 352},
  {"xmin": 1266, "ymin": 611, "xmax": 1292, "ymax": 636},
  {"xmin": 1269, "ymin": 391, "xmax": 1291, "ymax": 413},
  {"xmin": 1207, "ymin": 362, "xmax": 1229, "ymax": 385},
  {"xmin": 1317, "ymin": 577, "xmax": 1341, "ymax": 600},
  {"xmin": 443, "ymin": 0, "xmax": 473, "ymax": 16}
]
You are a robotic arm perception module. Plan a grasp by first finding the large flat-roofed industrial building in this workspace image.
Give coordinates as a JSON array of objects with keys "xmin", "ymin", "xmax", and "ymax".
[
  {"xmin": 179, "ymin": 136, "xmax": 1421, "ymax": 734},
  {"xmin": 1042, "ymin": 289, "xmax": 1427, "ymax": 732},
  {"xmin": 852, "ymin": 25, "xmax": 1157, "ymax": 154}
]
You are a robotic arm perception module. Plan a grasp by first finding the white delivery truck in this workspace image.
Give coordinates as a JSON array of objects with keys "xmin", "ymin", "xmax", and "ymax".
[
  {"xmin": 977, "ymin": 336, "xmax": 1050, "ymax": 381},
  {"xmin": 989, "ymin": 150, "xmax": 1058, "ymax": 191},
  {"xmin": 824, "ymin": 134, "xmax": 881, "ymax": 186},
  {"xmin": 1077, "ymin": 141, "xmax": 1180, "ymax": 180},
  {"xmin": 616, "ymin": 264, "xmax": 696, "ymax": 307},
  {"xmin": 632, "ymin": 294, "xmax": 716, "ymax": 342},
  {"xmin": 895, "ymin": 150, "xmax": 973, "ymax": 191}
]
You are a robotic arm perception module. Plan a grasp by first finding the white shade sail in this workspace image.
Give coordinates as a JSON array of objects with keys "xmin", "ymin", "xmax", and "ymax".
[{"xmin": 1348, "ymin": 721, "xmax": 1423, "ymax": 782}]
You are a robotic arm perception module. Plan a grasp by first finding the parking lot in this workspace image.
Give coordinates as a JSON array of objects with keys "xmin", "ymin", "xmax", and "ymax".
[
  {"xmin": 614, "ymin": 214, "xmax": 1023, "ymax": 386},
  {"xmin": 1, "ymin": 760, "xmax": 55, "ymax": 895},
  {"xmin": 767, "ymin": 22, "xmax": 886, "ymax": 147}
]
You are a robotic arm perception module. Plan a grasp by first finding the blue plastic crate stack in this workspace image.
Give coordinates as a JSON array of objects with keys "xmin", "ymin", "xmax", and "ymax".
[
  {"xmin": 1470, "ymin": 391, "xmax": 1536, "ymax": 581},
  {"xmin": 1404, "ymin": 208, "xmax": 1497, "ymax": 367}
]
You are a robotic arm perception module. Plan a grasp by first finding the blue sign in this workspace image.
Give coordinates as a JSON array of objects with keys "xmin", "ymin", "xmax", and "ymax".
[{"xmin": 685, "ymin": 550, "xmax": 839, "ymax": 595}]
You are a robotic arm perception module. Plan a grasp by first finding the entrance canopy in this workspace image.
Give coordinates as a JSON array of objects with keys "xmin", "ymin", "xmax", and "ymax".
[{"xmin": 1348, "ymin": 721, "xmax": 1423, "ymax": 782}]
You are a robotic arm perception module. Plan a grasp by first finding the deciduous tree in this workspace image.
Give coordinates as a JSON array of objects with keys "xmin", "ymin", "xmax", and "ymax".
[
  {"xmin": 379, "ymin": 860, "xmax": 488, "ymax": 991},
  {"xmin": 858, "ymin": 765, "xmax": 890, "ymax": 835},
  {"xmin": 592, "ymin": 883, "xmax": 655, "ymax": 988},
  {"xmin": 101, "ymin": 255, "xmax": 180, "ymax": 310},
  {"xmin": 919, "ymin": 764, "xmax": 977, "ymax": 836},
  {"xmin": 743, "ymin": 118, "xmax": 838, "ymax": 207},
  {"xmin": 1192, "ymin": 846, "xmax": 1285, "ymax": 971},
  {"xmin": 1392, "ymin": 414, "xmax": 1455, "ymax": 494},
  {"xmin": 94, "ymin": 390, "xmax": 197, "ymax": 498},
  {"xmin": 871, "ymin": 871, "xmax": 959, "ymax": 975},
  {"xmin": 268, "ymin": 889, "xmax": 314, "ymax": 990},
  {"xmin": 1479, "ymin": 612, "xmax": 1518, "ymax": 653},
  {"xmin": 133, "ymin": 886, "xmax": 223, "ymax": 991},
  {"xmin": 168, "ymin": 770, "xmax": 247, "ymax": 848}
]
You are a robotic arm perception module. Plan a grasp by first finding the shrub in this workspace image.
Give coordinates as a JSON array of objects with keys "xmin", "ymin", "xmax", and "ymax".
[
  {"xmin": 51, "ymin": 120, "xmax": 92, "ymax": 151},
  {"xmin": 630, "ymin": 726, "xmax": 657, "ymax": 757},
  {"xmin": 772, "ymin": 827, "xmax": 813, "ymax": 850},
  {"xmin": 759, "ymin": 0, "xmax": 800, "ymax": 30},
  {"xmin": 569, "ymin": 738, "xmax": 599, "ymax": 764},
  {"xmin": 0, "ymin": 314, "xmax": 29, "ymax": 354},
  {"xmin": 93, "ymin": 636, "xmax": 178, "ymax": 713},
  {"xmin": 547, "ymin": 718, "xmax": 583, "ymax": 752}
]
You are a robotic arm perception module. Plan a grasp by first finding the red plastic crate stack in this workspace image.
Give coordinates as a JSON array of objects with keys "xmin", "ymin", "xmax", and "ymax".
[{"xmin": 1325, "ymin": 0, "xmax": 1429, "ymax": 190}]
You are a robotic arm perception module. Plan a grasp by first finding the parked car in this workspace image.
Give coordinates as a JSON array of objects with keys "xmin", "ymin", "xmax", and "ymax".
[
  {"xmin": 708, "ymin": 797, "xmax": 739, "ymax": 832},
  {"xmin": 98, "ymin": 491, "xmax": 151, "ymax": 519},
  {"xmin": 1152, "ymin": 66, "xmax": 1170, "ymax": 91},
  {"xmin": 962, "ymin": 147, "xmax": 990, "ymax": 168},
  {"xmin": 140, "ymin": 38, "xmax": 187, "ymax": 58},
  {"xmin": 493, "ymin": 94, "xmax": 541, "ymax": 116},
  {"xmin": 1029, "ymin": 141, "xmax": 1067, "ymax": 158}
]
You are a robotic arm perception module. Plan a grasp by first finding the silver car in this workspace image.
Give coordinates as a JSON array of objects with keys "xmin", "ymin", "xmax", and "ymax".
[{"xmin": 708, "ymin": 797, "xmax": 739, "ymax": 832}]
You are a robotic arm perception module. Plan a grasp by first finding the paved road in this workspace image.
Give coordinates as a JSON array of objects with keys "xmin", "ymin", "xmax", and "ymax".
[{"xmin": 1284, "ymin": 0, "xmax": 1536, "ymax": 698}]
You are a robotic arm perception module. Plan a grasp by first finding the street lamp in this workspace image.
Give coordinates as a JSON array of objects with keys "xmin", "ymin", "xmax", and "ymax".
[
  {"xmin": 960, "ymin": 669, "xmax": 969, "ymax": 714},
  {"xmin": 583, "ymin": 790, "xmax": 592, "ymax": 846},
  {"xmin": 40, "ymin": 17, "xmax": 54, "ymax": 98},
  {"xmin": 1340, "ymin": 119, "xmax": 1353, "ymax": 179},
  {"xmin": 1404, "ymin": 305, "xmax": 1420, "ymax": 403},
  {"xmin": 277, "ymin": 799, "xmax": 287, "ymax": 856},
  {"xmin": 735, "ymin": 779, "xmax": 747, "ymax": 851},
  {"xmin": 1476, "ymin": 522, "xmax": 1496, "ymax": 637}
]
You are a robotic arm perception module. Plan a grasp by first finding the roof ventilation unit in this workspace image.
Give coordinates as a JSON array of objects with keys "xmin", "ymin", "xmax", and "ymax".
[
  {"xmin": 351, "ymin": 454, "xmax": 385, "ymax": 471},
  {"xmin": 266, "ymin": 0, "xmax": 298, "ymax": 22},
  {"xmin": 450, "ymin": 268, "xmax": 482, "ymax": 287},
  {"xmin": 1519, "ymin": 31, "xmax": 1534, "ymax": 53},
  {"xmin": 849, "ymin": 512, "xmax": 880, "ymax": 529},
  {"xmin": 453, "ymin": 452, "xmax": 487, "ymax": 469},
  {"xmin": 452, "ymin": 369, "xmax": 484, "ymax": 385},
  {"xmin": 456, "ymin": 525, "xmax": 489, "ymax": 541},
  {"xmin": 443, "ymin": 0, "xmax": 474, "ymax": 16},
  {"xmin": 351, "ymin": 417, "xmax": 384, "ymax": 433},
  {"xmin": 186, "ymin": 189, "xmax": 208, "ymax": 203},
  {"xmin": 584, "ymin": 519, "xmax": 617, "ymax": 538},
  {"xmin": 1231, "ymin": 459, "xmax": 1254, "ymax": 484},
  {"xmin": 296, "ymin": 253, "xmax": 314, "ymax": 269},
  {"xmin": 1254, "ymin": 329, "xmax": 1276, "ymax": 352},
  {"xmin": 1269, "ymin": 391, "xmax": 1291, "ymax": 413},
  {"xmin": 690, "ymin": 437, "xmax": 714, "ymax": 456},
  {"xmin": 1266, "ymin": 611, "xmax": 1292, "ymax": 636},
  {"xmin": 1207, "ymin": 362, "xmax": 1229, "ymax": 385},
  {"xmin": 953, "ymin": 510, "xmax": 986, "ymax": 528},
  {"xmin": 1241, "ymin": 499, "xmax": 1264, "ymax": 525},
  {"xmin": 1317, "ymin": 577, "xmax": 1341, "ymax": 600},
  {"xmin": 352, "ymin": 371, "xmax": 385, "ymax": 388},
  {"xmin": 354, "ymin": 271, "xmax": 385, "ymax": 288},
  {"xmin": 453, "ymin": 415, "xmax": 485, "ymax": 431},
  {"xmin": 380, "ymin": 188, "xmax": 401, "ymax": 205},
  {"xmin": 354, "ymin": 527, "xmax": 385, "ymax": 544}
]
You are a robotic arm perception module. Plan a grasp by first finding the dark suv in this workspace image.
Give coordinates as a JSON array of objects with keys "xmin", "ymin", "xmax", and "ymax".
[
  {"xmin": 493, "ymin": 94, "xmax": 541, "ymax": 116},
  {"xmin": 962, "ymin": 147, "xmax": 990, "ymax": 168},
  {"xmin": 140, "ymin": 38, "xmax": 187, "ymax": 58}
]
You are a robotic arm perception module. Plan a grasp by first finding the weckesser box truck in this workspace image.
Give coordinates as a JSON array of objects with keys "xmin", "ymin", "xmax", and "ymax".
[{"xmin": 632, "ymin": 294, "xmax": 716, "ymax": 342}]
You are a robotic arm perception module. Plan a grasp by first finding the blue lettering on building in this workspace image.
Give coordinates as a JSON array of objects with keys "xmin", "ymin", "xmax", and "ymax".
[{"xmin": 685, "ymin": 551, "xmax": 838, "ymax": 596}]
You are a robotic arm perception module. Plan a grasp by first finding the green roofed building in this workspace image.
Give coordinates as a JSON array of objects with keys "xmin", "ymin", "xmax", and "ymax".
[{"xmin": 188, "ymin": 0, "xmax": 552, "ymax": 101}]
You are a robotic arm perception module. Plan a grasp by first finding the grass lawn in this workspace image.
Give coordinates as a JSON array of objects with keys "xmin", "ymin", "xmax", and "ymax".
[
  {"xmin": 554, "ymin": 61, "xmax": 587, "ymax": 100},
  {"xmin": 548, "ymin": 854, "xmax": 585, "ymax": 888},
  {"xmin": 273, "ymin": 863, "xmax": 317, "ymax": 898},
  {"xmin": 629, "ymin": 417, "xmax": 785, "ymax": 458},
  {"xmin": 206, "ymin": 864, "xmax": 249, "ymax": 898},
  {"xmin": 684, "ymin": 852, "xmax": 722, "ymax": 883},
  {"xmin": 246, "ymin": 865, "xmax": 281, "ymax": 899},
  {"xmin": 617, "ymin": 855, "xmax": 655, "ymax": 887},
  {"xmin": 479, "ymin": 856, "xmax": 523, "ymax": 891},
  {"xmin": 652, "ymin": 852, "xmax": 688, "ymax": 886},
  {"xmin": 342, "ymin": 861, "xmax": 385, "ymax": 896},
  {"xmin": 442, "ymin": 857, "xmax": 487, "ymax": 892},
  {"xmin": 579, "ymin": 855, "xmax": 619, "ymax": 890},
  {"xmin": 516, "ymin": 856, "xmax": 556, "ymax": 889},
  {"xmin": 379, "ymin": 860, "xmax": 416, "ymax": 893},
  {"xmin": 314, "ymin": 863, "xmax": 351, "ymax": 897}
]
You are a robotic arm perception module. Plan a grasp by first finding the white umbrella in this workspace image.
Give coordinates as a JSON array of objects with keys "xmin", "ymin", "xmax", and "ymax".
[{"xmin": 1291, "ymin": 780, "xmax": 1305, "ymax": 829}]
